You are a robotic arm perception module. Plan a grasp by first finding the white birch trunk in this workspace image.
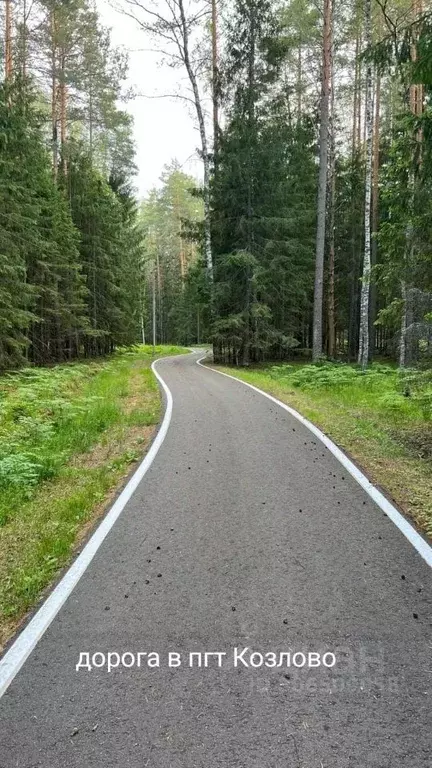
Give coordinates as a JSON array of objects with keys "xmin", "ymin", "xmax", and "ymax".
[
  {"xmin": 211, "ymin": 0, "xmax": 219, "ymax": 161},
  {"xmin": 119, "ymin": 0, "xmax": 214, "ymax": 278},
  {"xmin": 328, "ymin": 25, "xmax": 336, "ymax": 359},
  {"xmin": 399, "ymin": 280, "xmax": 407, "ymax": 367},
  {"xmin": 178, "ymin": 0, "xmax": 213, "ymax": 279},
  {"xmin": 312, "ymin": 0, "xmax": 332, "ymax": 361},
  {"xmin": 358, "ymin": 0, "xmax": 372, "ymax": 369}
]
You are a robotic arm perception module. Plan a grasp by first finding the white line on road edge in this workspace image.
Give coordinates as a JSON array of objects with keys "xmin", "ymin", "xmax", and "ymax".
[
  {"xmin": 0, "ymin": 354, "xmax": 180, "ymax": 699},
  {"xmin": 197, "ymin": 356, "xmax": 432, "ymax": 569}
]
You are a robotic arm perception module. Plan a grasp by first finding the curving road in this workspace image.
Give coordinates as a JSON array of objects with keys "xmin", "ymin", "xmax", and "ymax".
[{"xmin": 0, "ymin": 350, "xmax": 431, "ymax": 767}]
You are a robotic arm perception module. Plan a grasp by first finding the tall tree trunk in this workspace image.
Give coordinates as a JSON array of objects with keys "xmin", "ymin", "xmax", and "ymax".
[
  {"xmin": 358, "ymin": 0, "xmax": 372, "ymax": 369},
  {"xmin": 211, "ymin": 0, "xmax": 219, "ymax": 165},
  {"xmin": 89, "ymin": 78, "xmax": 94, "ymax": 160},
  {"xmin": 60, "ymin": 49, "xmax": 67, "ymax": 175},
  {"xmin": 22, "ymin": 0, "xmax": 28, "ymax": 80},
  {"xmin": 51, "ymin": 8, "xmax": 58, "ymax": 180},
  {"xmin": 152, "ymin": 266, "xmax": 157, "ymax": 350},
  {"xmin": 400, "ymin": 0, "xmax": 423, "ymax": 366},
  {"xmin": 156, "ymin": 251, "xmax": 163, "ymax": 342},
  {"xmin": 175, "ymin": 191, "xmax": 186, "ymax": 285},
  {"xmin": 297, "ymin": 43, "xmax": 302, "ymax": 121},
  {"xmin": 370, "ymin": 72, "xmax": 381, "ymax": 355},
  {"xmin": 243, "ymin": 3, "xmax": 256, "ymax": 366},
  {"xmin": 178, "ymin": 0, "xmax": 213, "ymax": 278},
  {"xmin": 356, "ymin": 30, "xmax": 363, "ymax": 150},
  {"xmin": 399, "ymin": 280, "xmax": 407, "ymax": 367},
  {"xmin": 313, "ymin": 0, "xmax": 332, "ymax": 360},
  {"xmin": 328, "ymin": 30, "xmax": 336, "ymax": 359},
  {"xmin": 352, "ymin": 32, "xmax": 360, "ymax": 159},
  {"xmin": 348, "ymin": 26, "xmax": 361, "ymax": 360},
  {"xmin": 5, "ymin": 0, "xmax": 13, "ymax": 79}
]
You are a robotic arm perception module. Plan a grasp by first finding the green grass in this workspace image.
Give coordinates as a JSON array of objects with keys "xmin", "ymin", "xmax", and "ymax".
[
  {"xmin": 216, "ymin": 361, "xmax": 432, "ymax": 539},
  {"xmin": 0, "ymin": 344, "xmax": 187, "ymax": 647}
]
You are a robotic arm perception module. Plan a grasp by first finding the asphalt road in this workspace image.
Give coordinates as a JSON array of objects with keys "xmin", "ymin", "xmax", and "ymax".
[{"xmin": 0, "ymin": 351, "xmax": 431, "ymax": 768}]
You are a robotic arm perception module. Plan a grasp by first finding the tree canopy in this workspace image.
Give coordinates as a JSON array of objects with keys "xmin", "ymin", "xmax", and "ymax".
[{"xmin": 1, "ymin": 0, "xmax": 432, "ymax": 370}]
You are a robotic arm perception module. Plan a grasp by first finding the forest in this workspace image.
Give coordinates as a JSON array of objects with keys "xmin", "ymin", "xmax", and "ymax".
[
  {"xmin": 0, "ymin": 0, "xmax": 431, "ymax": 371},
  {"xmin": 0, "ymin": 0, "xmax": 143, "ymax": 370},
  {"xmin": 138, "ymin": 0, "xmax": 432, "ymax": 372},
  {"xmin": 0, "ymin": 0, "xmax": 431, "ymax": 676}
]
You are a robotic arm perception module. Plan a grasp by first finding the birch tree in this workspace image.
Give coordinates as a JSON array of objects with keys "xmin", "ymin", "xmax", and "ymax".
[
  {"xmin": 327, "ymin": 12, "xmax": 336, "ymax": 359},
  {"xmin": 211, "ymin": 0, "xmax": 219, "ymax": 165},
  {"xmin": 358, "ymin": 0, "xmax": 373, "ymax": 369},
  {"xmin": 312, "ymin": 0, "xmax": 332, "ymax": 360},
  {"xmin": 117, "ymin": 0, "xmax": 213, "ymax": 278},
  {"xmin": 370, "ymin": 69, "xmax": 380, "ymax": 352}
]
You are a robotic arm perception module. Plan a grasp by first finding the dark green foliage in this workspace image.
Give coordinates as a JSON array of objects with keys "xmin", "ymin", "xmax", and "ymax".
[
  {"xmin": 373, "ymin": 110, "xmax": 432, "ymax": 362},
  {"xmin": 65, "ymin": 149, "xmax": 142, "ymax": 355},
  {"xmin": 208, "ymin": 0, "xmax": 432, "ymax": 368},
  {"xmin": 0, "ymin": 81, "xmax": 87, "ymax": 368},
  {"xmin": 0, "ymin": 80, "xmax": 142, "ymax": 371},
  {"xmin": 140, "ymin": 164, "xmax": 206, "ymax": 346},
  {"xmin": 378, "ymin": 111, "xmax": 432, "ymax": 295},
  {"xmin": 212, "ymin": 0, "xmax": 317, "ymax": 364},
  {"xmin": 172, "ymin": 258, "xmax": 212, "ymax": 345},
  {"xmin": 3, "ymin": 0, "xmax": 432, "ymax": 376}
]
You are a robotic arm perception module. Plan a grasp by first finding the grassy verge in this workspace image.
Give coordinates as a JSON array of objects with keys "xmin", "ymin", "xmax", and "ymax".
[
  {"xmin": 215, "ymin": 361, "xmax": 432, "ymax": 540},
  {"xmin": 0, "ymin": 345, "xmax": 187, "ymax": 649}
]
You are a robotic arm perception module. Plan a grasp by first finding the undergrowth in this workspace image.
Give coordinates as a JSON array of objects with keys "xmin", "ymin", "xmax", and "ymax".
[
  {"xmin": 0, "ymin": 346, "xmax": 182, "ymax": 526},
  {"xmin": 267, "ymin": 362, "xmax": 432, "ymax": 421},
  {"xmin": 0, "ymin": 345, "xmax": 186, "ymax": 646}
]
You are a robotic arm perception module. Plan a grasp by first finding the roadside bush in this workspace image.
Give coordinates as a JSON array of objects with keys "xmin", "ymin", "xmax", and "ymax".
[
  {"xmin": 0, "ymin": 362, "xmax": 106, "ymax": 509},
  {"xmin": 377, "ymin": 392, "xmax": 413, "ymax": 413},
  {"xmin": 0, "ymin": 454, "xmax": 43, "ymax": 492},
  {"xmin": 400, "ymin": 368, "xmax": 432, "ymax": 420},
  {"xmin": 268, "ymin": 362, "xmax": 396, "ymax": 391}
]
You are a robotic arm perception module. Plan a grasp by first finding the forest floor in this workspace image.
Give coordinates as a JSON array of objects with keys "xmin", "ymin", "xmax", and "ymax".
[
  {"xmin": 0, "ymin": 345, "xmax": 187, "ymax": 650},
  {"xmin": 216, "ymin": 361, "xmax": 432, "ymax": 542}
]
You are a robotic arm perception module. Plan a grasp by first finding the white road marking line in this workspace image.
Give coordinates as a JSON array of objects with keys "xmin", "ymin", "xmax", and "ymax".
[
  {"xmin": 197, "ymin": 356, "xmax": 432, "ymax": 569},
  {"xmin": 0, "ymin": 353, "xmax": 183, "ymax": 699}
]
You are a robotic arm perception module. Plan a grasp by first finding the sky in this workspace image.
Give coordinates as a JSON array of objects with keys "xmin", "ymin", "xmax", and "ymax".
[{"xmin": 97, "ymin": 1, "xmax": 204, "ymax": 199}]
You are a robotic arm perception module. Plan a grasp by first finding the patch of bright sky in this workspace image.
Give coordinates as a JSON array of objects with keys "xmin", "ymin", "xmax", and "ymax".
[{"xmin": 97, "ymin": 1, "xmax": 204, "ymax": 198}]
